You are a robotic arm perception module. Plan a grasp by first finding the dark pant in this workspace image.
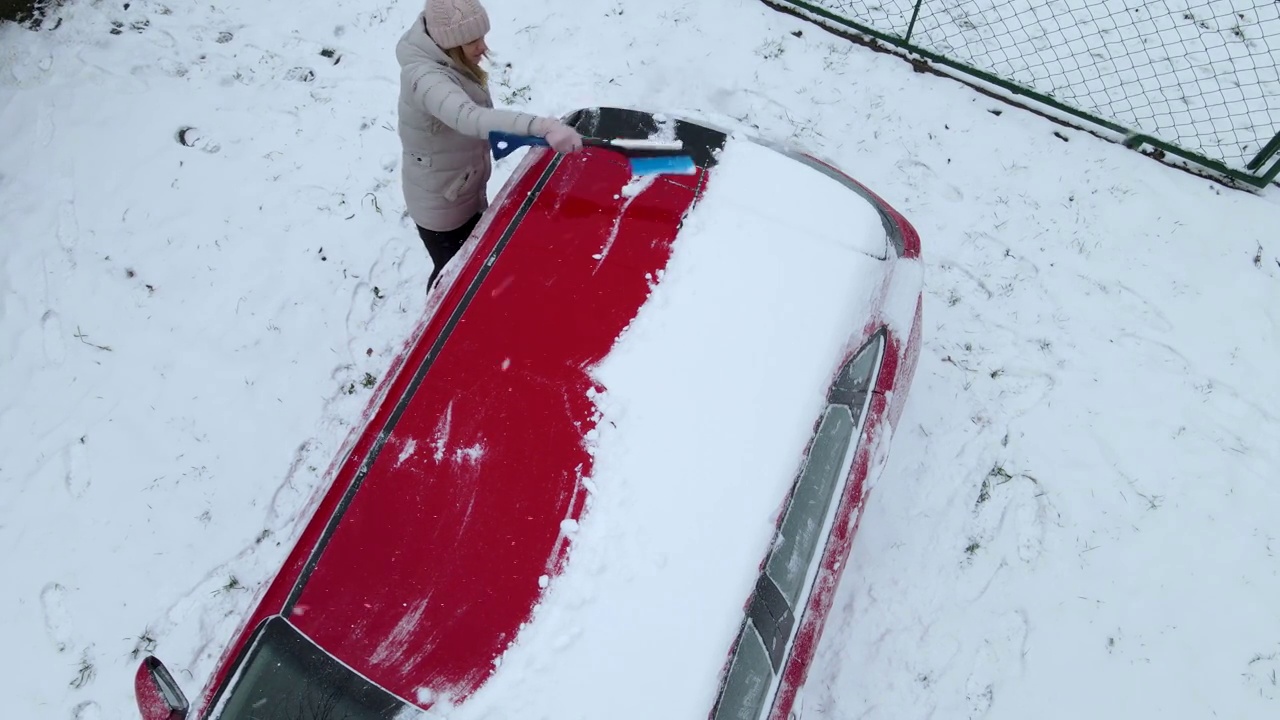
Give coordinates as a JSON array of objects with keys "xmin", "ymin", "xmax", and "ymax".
[{"xmin": 417, "ymin": 213, "xmax": 482, "ymax": 288}]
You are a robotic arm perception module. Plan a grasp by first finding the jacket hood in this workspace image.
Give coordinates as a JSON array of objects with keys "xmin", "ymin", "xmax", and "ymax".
[{"xmin": 397, "ymin": 14, "xmax": 457, "ymax": 74}]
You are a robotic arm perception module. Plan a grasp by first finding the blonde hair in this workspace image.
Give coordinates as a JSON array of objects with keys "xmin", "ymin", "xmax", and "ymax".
[{"xmin": 447, "ymin": 46, "xmax": 488, "ymax": 87}]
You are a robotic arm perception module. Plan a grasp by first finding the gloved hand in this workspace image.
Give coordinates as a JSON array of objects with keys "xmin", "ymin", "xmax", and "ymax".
[{"xmin": 537, "ymin": 118, "xmax": 584, "ymax": 154}]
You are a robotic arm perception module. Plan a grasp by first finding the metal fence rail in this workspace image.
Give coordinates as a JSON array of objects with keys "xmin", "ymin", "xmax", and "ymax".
[{"xmin": 764, "ymin": 0, "xmax": 1280, "ymax": 189}]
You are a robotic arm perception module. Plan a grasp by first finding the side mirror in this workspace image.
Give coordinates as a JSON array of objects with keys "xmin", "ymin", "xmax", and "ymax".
[{"xmin": 134, "ymin": 656, "xmax": 189, "ymax": 720}]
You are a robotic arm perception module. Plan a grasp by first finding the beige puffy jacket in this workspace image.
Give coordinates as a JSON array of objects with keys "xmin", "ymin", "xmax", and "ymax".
[{"xmin": 396, "ymin": 14, "xmax": 543, "ymax": 232}]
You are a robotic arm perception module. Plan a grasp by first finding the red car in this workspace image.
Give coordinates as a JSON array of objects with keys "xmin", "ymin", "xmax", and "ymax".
[{"xmin": 135, "ymin": 107, "xmax": 923, "ymax": 720}]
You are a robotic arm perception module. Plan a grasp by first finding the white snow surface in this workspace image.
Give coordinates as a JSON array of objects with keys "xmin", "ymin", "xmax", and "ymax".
[{"xmin": 3, "ymin": 1, "xmax": 1280, "ymax": 720}]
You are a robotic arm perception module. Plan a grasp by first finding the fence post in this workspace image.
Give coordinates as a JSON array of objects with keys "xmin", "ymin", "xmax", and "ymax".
[
  {"xmin": 1246, "ymin": 130, "xmax": 1280, "ymax": 174},
  {"xmin": 904, "ymin": 0, "xmax": 924, "ymax": 43}
]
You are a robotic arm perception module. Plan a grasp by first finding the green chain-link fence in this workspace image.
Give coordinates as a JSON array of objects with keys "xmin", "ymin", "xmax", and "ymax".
[{"xmin": 763, "ymin": 0, "xmax": 1280, "ymax": 189}]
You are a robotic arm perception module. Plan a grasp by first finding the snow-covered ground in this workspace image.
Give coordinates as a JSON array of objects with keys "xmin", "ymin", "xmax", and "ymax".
[{"xmin": 3, "ymin": 0, "xmax": 1279, "ymax": 719}]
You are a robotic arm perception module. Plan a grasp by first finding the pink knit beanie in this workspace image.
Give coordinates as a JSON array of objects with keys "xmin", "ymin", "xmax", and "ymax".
[{"xmin": 424, "ymin": 0, "xmax": 490, "ymax": 49}]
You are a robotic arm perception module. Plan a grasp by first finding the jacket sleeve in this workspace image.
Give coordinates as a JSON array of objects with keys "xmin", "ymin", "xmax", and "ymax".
[{"xmin": 409, "ymin": 65, "xmax": 542, "ymax": 139}]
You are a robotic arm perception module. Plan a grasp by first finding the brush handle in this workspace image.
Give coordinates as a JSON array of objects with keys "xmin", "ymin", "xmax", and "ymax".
[
  {"xmin": 487, "ymin": 131, "xmax": 696, "ymax": 176},
  {"xmin": 488, "ymin": 132, "xmax": 683, "ymax": 160},
  {"xmin": 488, "ymin": 132, "xmax": 614, "ymax": 158},
  {"xmin": 489, "ymin": 131, "xmax": 548, "ymax": 160}
]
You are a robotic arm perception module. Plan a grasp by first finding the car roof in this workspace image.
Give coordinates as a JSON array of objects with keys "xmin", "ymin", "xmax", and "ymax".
[
  {"xmin": 420, "ymin": 134, "xmax": 897, "ymax": 720},
  {"xmin": 284, "ymin": 148, "xmax": 705, "ymax": 706},
  {"xmin": 278, "ymin": 128, "xmax": 896, "ymax": 717}
]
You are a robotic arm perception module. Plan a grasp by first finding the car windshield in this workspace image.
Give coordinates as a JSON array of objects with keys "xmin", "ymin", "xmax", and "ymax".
[{"xmin": 209, "ymin": 616, "xmax": 414, "ymax": 720}]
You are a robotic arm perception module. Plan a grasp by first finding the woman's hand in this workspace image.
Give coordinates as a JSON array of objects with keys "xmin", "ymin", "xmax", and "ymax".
[{"xmin": 536, "ymin": 118, "xmax": 584, "ymax": 154}]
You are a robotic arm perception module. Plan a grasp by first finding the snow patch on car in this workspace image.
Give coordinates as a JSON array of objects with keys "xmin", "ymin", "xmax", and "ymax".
[
  {"xmin": 620, "ymin": 171, "xmax": 659, "ymax": 198},
  {"xmin": 369, "ymin": 598, "xmax": 430, "ymax": 669},
  {"xmin": 595, "ymin": 177, "xmax": 659, "ymax": 267},
  {"xmin": 451, "ymin": 444, "xmax": 484, "ymax": 465},
  {"xmin": 396, "ymin": 438, "xmax": 417, "ymax": 467},
  {"xmin": 716, "ymin": 134, "xmax": 889, "ymax": 260},
  {"xmin": 881, "ymin": 257, "xmax": 924, "ymax": 346},
  {"xmin": 431, "ymin": 402, "xmax": 454, "ymax": 463}
]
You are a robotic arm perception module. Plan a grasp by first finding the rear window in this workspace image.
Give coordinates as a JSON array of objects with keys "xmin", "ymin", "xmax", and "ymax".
[{"xmin": 209, "ymin": 616, "xmax": 411, "ymax": 720}]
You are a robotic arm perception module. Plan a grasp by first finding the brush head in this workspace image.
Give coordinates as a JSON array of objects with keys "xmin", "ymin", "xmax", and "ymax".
[{"xmin": 629, "ymin": 155, "xmax": 698, "ymax": 176}]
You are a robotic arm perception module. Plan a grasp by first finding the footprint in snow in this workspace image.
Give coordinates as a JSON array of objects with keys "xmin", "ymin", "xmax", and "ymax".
[
  {"xmin": 56, "ymin": 199, "xmax": 79, "ymax": 267},
  {"xmin": 175, "ymin": 126, "xmax": 220, "ymax": 154},
  {"xmin": 108, "ymin": 18, "xmax": 150, "ymax": 35},
  {"xmin": 72, "ymin": 701, "xmax": 102, "ymax": 720},
  {"xmin": 284, "ymin": 67, "xmax": 316, "ymax": 83},
  {"xmin": 41, "ymin": 582, "xmax": 75, "ymax": 654},
  {"xmin": 972, "ymin": 466, "xmax": 1051, "ymax": 566},
  {"xmin": 152, "ymin": 59, "xmax": 189, "ymax": 79},
  {"xmin": 963, "ymin": 610, "xmax": 1029, "ymax": 717},
  {"xmin": 37, "ymin": 100, "xmax": 55, "ymax": 147},
  {"xmin": 42, "ymin": 309, "xmax": 67, "ymax": 366},
  {"xmin": 1011, "ymin": 482, "xmax": 1049, "ymax": 563},
  {"xmin": 344, "ymin": 239, "xmax": 413, "ymax": 361},
  {"xmin": 63, "ymin": 437, "xmax": 90, "ymax": 499}
]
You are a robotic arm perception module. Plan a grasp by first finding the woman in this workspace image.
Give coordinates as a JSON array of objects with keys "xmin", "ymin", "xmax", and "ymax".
[{"xmin": 396, "ymin": 0, "xmax": 584, "ymax": 286}]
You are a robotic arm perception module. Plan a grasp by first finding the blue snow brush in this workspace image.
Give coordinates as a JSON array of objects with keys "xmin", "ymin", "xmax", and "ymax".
[{"xmin": 488, "ymin": 131, "xmax": 697, "ymax": 176}]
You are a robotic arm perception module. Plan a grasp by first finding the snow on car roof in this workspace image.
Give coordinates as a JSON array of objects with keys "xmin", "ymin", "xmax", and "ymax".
[{"xmin": 415, "ymin": 136, "xmax": 891, "ymax": 720}]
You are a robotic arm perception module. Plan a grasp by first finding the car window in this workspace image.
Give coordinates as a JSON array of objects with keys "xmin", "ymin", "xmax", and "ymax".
[
  {"xmin": 747, "ymin": 572, "xmax": 795, "ymax": 672},
  {"xmin": 768, "ymin": 333, "xmax": 882, "ymax": 607},
  {"xmin": 826, "ymin": 336, "xmax": 880, "ymax": 422},
  {"xmin": 712, "ymin": 623, "xmax": 775, "ymax": 720},
  {"xmin": 710, "ymin": 332, "xmax": 885, "ymax": 720},
  {"xmin": 766, "ymin": 404, "xmax": 856, "ymax": 605},
  {"xmin": 210, "ymin": 616, "xmax": 410, "ymax": 720}
]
